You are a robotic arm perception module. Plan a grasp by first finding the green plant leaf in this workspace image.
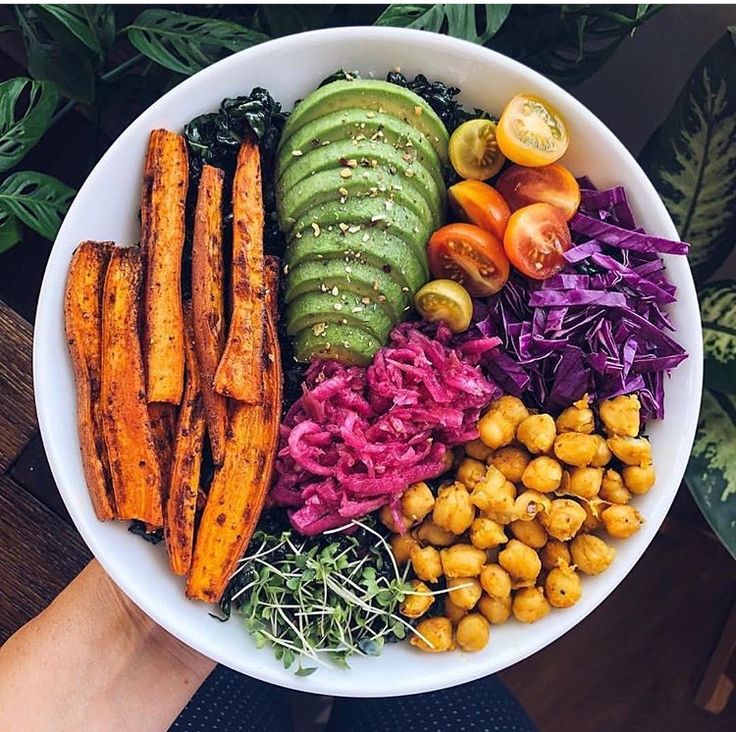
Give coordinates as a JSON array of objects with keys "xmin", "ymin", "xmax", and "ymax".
[
  {"xmin": 14, "ymin": 5, "xmax": 96, "ymax": 103},
  {"xmin": 0, "ymin": 171, "xmax": 74, "ymax": 241},
  {"xmin": 686, "ymin": 389, "xmax": 736, "ymax": 559},
  {"xmin": 376, "ymin": 4, "xmax": 511, "ymax": 45},
  {"xmin": 36, "ymin": 5, "xmax": 115, "ymax": 57},
  {"xmin": 0, "ymin": 77, "xmax": 58, "ymax": 172},
  {"xmin": 126, "ymin": 9, "xmax": 269, "ymax": 76},
  {"xmin": 699, "ymin": 280, "xmax": 736, "ymax": 395},
  {"xmin": 0, "ymin": 212, "xmax": 22, "ymax": 253},
  {"xmin": 639, "ymin": 31, "xmax": 736, "ymax": 283}
]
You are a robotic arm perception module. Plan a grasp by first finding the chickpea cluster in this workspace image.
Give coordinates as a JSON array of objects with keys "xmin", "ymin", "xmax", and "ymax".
[{"xmin": 385, "ymin": 393, "xmax": 655, "ymax": 655}]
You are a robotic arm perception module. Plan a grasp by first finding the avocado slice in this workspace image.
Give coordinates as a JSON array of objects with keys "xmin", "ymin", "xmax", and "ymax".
[
  {"xmin": 286, "ymin": 228, "xmax": 428, "ymax": 294},
  {"xmin": 290, "ymin": 198, "xmax": 432, "ymax": 266},
  {"xmin": 285, "ymin": 259, "xmax": 411, "ymax": 321},
  {"xmin": 292, "ymin": 322, "xmax": 382, "ymax": 365},
  {"xmin": 277, "ymin": 109, "xmax": 445, "ymax": 193},
  {"xmin": 278, "ymin": 167, "xmax": 440, "ymax": 232},
  {"xmin": 286, "ymin": 290, "xmax": 394, "ymax": 342},
  {"xmin": 277, "ymin": 138, "xmax": 444, "ymax": 215},
  {"xmin": 280, "ymin": 80, "xmax": 448, "ymax": 163}
]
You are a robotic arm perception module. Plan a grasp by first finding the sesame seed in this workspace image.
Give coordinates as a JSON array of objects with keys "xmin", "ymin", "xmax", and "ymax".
[
  {"xmin": 352, "ymin": 306, "xmax": 363, "ymax": 313},
  {"xmin": 340, "ymin": 168, "xmax": 352, "ymax": 178},
  {"xmin": 339, "ymin": 187, "xmax": 349, "ymax": 197},
  {"xmin": 331, "ymin": 285, "xmax": 339, "ymax": 296},
  {"xmin": 361, "ymin": 297, "xmax": 371, "ymax": 305},
  {"xmin": 373, "ymin": 280, "xmax": 380, "ymax": 291},
  {"xmin": 312, "ymin": 222, "xmax": 321, "ymax": 237},
  {"xmin": 295, "ymin": 232, "xmax": 302, "ymax": 239},
  {"xmin": 333, "ymin": 302, "xmax": 343, "ymax": 311},
  {"xmin": 292, "ymin": 149, "xmax": 303, "ymax": 157},
  {"xmin": 338, "ymin": 223, "xmax": 349, "ymax": 233},
  {"xmin": 348, "ymin": 225, "xmax": 361, "ymax": 234},
  {"xmin": 283, "ymin": 264, "xmax": 289, "ymax": 275},
  {"xmin": 405, "ymin": 168, "xmax": 415, "ymax": 178},
  {"xmin": 320, "ymin": 283, "xmax": 328, "ymax": 292},
  {"xmin": 401, "ymin": 286, "xmax": 410, "ymax": 293},
  {"xmin": 362, "ymin": 233, "xmax": 370, "ymax": 242},
  {"xmin": 371, "ymin": 214, "xmax": 386, "ymax": 222},
  {"xmin": 321, "ymin": 140, "xmax": 331, "ymax": 146},
  {"xmin": 286, "ymin": 216, "xmax": 295, "ymax": 224},
  {"xmin": 366, "ymin": 111, "xmax": 375, "ymax": 118}
]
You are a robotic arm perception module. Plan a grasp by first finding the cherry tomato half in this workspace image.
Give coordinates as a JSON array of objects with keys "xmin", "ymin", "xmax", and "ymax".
[
  {"xmin": 449, "ymin": 119, "xmax": 506, "ymax": 180},
  {"xmin": 496, "ymin": 163, "xmax": 581, "ymax": 220},
  {"xmin": 503, "ymin": 203, "xmax": 571, "ymax": 280},
  {"xmin": 428, "ymin": 223, "xmax": 510, "ymax": 296},
  {"xmin": 414, "ymin": 279, "xmax": 473, "ymax": 333},
  {"xmin": 448, "ymin": 180, "xmax": 511, "ymax": 240},
  {"xmin": 496, "ymin": 94, "xmax": 569, "ymax": 167}
]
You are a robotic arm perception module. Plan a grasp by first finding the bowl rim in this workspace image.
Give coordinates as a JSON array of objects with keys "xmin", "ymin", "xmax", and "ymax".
[{"xmin": 33, "ymin": 25, "xmax": 703, "ymax": 696}]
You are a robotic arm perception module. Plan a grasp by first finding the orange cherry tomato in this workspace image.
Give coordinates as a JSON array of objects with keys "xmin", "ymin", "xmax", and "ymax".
[
  {"xmin": 447, "ymin": 180, "xmax": 511, "ymax": 240},
  {"xmin": 496, "ymin": 93, "xmax": 569, "ymax": 167},
  {"xmin": 503, "ymin": 203, "xmax": 571, "ymax": 280},
  {"xmin": 428, "ymin": 223, "xmax": 510, "ymax": 296},
  {"xmin": 496, "ymin": 163, "xmax": 581, "ymax": 220}
]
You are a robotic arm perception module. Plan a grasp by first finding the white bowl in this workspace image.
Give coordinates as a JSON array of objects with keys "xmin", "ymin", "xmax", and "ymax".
[{"xmin": 34, "ymin": 27, "xmax": 703, "ymax": 697}]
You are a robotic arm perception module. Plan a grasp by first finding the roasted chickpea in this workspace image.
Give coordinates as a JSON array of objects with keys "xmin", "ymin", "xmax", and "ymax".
[
  {"xmin": 498, "ymin": 539, "xmax": 542, "ymax": 583},
  {"xmin": 441, "ymin": 544, "xmax": 487, "ymax": 578},
  {"xmin": 622, "ymin": 464, "xmax": 656, "ymax": 495},
  {"xmin": 415, "ymin": 518, "xmax": 456, "ymax": 547},
  {"xmin": 456, "ymin": 458, "xmax": 487, "ymax": 489},
  {"xmin": 516, "ymin": 414, "xmax": 557, "ymax": 455},
  {"xmin": 539, "ymin": 498, "xmax": 587, "ymax": 541},
  {"xmin": 471, "ymin": 466, "xmax": 512, "ymax": 512},
  {"xmin": 512, "ymin": 587, "xmax": 551, "ymax": 623},
  {"xmin": 580, "ymin": 498, "xmax": 606, "ymax": 532},
  {"xmin": 567, "ymin": 467, "xmax": 603, "ymax": 500},
  {"xmin": 570, "ymin": 534, "xmax": 616, "ymax": 575},
  {"xmin": 545, "ymin": 565, "xmax": 582, "ymax": 608},
  {"xmin": 400, "ymin": 580, "xmax": 435, "ymax": 618},
  {"xmin": 521, "ymin": 456, "xmax": 563, "ymax": 493},
  {"xmin": 601, "ymin": 504, "xmax": 643, "ymax": 539},
  {"xmin": 477, "ymin": 593, "xmax": 512, "ymax": 624},
  {"xmin": 492, "ymin": 445, "xmax": 531, "ymax": 483},
  {"xmin": 456, "ymin": 613, "xmax": 490, "ymax": 652},
  {"xmin": 410, "ymin": 616, "xmax": 454, "ymax": 652},
  {"xmin": 607, "ymin": 435, "xmax": 652, "ymax": 467},
  {"xmin": 469, "ymin": 517, "xmax": 508, "ymax": 550},
  {"xmin": 540, "ymin": 539, "xmax": 571, "ymax": 571},
  {"xmin": 555, "ymin": 404, "xmax": 595, "ymax": 434},
  {"xmin": 465, "ymin": 438, "xmax": 493, "ymax": 462},
  {"xmin": 490, "ymin": 395, "xmax": 530, "ymax": 429},
  {"xmin": 479, "ymin": 563, "xmax": 512, "ymax": 598},
  {"xmin": 447, "ymin": 577, "xmax": 483, "ymax": 610},
  {"xmin": 444, "ymin": 596, "xmax": 468, "ymax": 624},
  {"xmin": 478, "ymin": 410, "xmax": 516, "ymax": 450},
  {"xmin": 599, "ymin": 469, "xmax": 630, "ymax": 504},
  {"xmin": 590, "ymin": 434, "xmax": 613, "ymax": 468},
  {"xmin": 514, "ymin": 490, "xmax": 552, "ymax": 521},
  {"xmin": 390, "ymin": 533, "xmax": 418, "ymax": 565},
  {"xmin": 410, "ymin": 544, "xmax": 443, "ymax": 583},
  {"xmin": 401, "ymin": 482, "xmax": 435, "ymax": 523},
  {"xmin": 379, "ymin": 504, "xmax": 411, "ymax": 533},
  {"xmin": 553, "ymin": 432, "xmax": 599, "ymax": 467},
  {"xmin": 433, "ymin": 482, "xmax": 475, "ymax": 535},
  {"xmin": 599, "ymin": 394, "xmax": 641, "ymax": 437},
  {"xmin": 510, "ymin": 518, "xmax": 548, "ymax": 549}
]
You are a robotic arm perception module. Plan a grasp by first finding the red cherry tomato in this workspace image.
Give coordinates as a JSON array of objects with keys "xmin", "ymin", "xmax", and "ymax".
[
  {"xmin": 447, "ymin": 180, "xmax": 511, "ymax": 240},
  {"xmin": 428, "ymin": 223, "xmax": 510, "ymax": 296},
  {"xmin": 503, "ymin": 203, "xmax": 571, "ymax": 280},
  {"xmin": 497, "ymin": 163, "xmax": 581, "ymax": 220}
]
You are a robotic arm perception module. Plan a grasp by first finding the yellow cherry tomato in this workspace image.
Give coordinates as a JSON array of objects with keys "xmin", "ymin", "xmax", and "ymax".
[
  {"xmin": 414, "ymin": 279, "xmax": 473, "ymax": 333},
  {"xmin": 497, "ymin": 94, "xmax": 569, "ymax": 167},
  {"xmin": 449, "ymin": 119, "xmax": 506, "ymax": 180}
]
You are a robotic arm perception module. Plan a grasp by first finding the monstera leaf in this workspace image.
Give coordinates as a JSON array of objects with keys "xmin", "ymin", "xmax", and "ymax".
[
  {"xmin": 700, "ymin": 280, "xmax": 736, "ymax": 395},
  {"xmin": 639, "ymin": 30, "xmax": 736, "ymax": 283},
  {"xmin": 685, "ymin": 389, "xmax": 736, "ymax": 558}
]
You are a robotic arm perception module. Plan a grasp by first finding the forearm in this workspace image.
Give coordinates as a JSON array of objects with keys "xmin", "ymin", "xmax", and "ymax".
[{"xmin": 0, "ymin": 560, "xmax": 215, "ymax": 732}]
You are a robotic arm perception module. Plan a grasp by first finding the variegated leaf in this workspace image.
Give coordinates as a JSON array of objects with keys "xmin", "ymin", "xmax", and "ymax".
[
  {"xmin": 686, "ymin": 389, "xmax": 736, "ymax": 558},
  {"xmin": 639, "ymin": 31, "xmax": 736, "ymax": 283},
  {"xmin": 700, "ymin": 280, "xmax": 736, "ymax": 394}
]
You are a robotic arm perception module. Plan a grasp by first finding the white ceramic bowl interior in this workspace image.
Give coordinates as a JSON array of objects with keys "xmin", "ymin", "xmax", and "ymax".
[{"xmin": 34, "ymin": 28, "xmax": 702, "ymax": 697}]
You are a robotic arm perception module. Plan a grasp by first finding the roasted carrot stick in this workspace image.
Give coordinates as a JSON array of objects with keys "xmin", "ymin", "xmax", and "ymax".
[
  {"xmin": 165, "ymin": 303, "xmax": 206, "ymax": 576},
  {"xmin": 213, "ymin": 138, "xmax": 265, "ymax": 404},
  {"xmin": 141, "ymin": 129, "xmax": 188, "ymax": 405},
  {"xmin": 65, "ymin": 240, "xmax": 116, "ymax": 521},
  {"xmin": 191, "ymin": 164, "xmax": 227, "ymax": 465},
  {"xmin": 187, "ymin": 256, "xmax": 282, "ymax": 602},
  {"xmin": 101, "ymin": 247, "xmax": 163, "ymax": 526}
]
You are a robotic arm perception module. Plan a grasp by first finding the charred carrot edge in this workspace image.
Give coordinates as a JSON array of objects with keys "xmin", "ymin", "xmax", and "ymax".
[
  {"xmin": 149, "ymin": 402, "xmax": 176, "ymax": 483},
  {"xmin": 213, "ymin": 138, "xmax": 265, "ymax": 404},
  {"xmin": 64, "ymin": 240, "xmax": 116, "ymax": 521},
  {"xmin": 165, "ymin": 303, "xmax": 206, "ymax": 576},
  {"xmin": 101, "ymin": 247, "xmax": 164, "ymax": 526},
  {"xmin": 187, "ymin": 256, "xmax": 282, "ymax": 602},
  {"xmin": 191, "ymin": 164, "xmax": 228, "ymax": 466},
  {"xmin": 141, "ymin": 129, "xmax": 189, "ymax": 405}
]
